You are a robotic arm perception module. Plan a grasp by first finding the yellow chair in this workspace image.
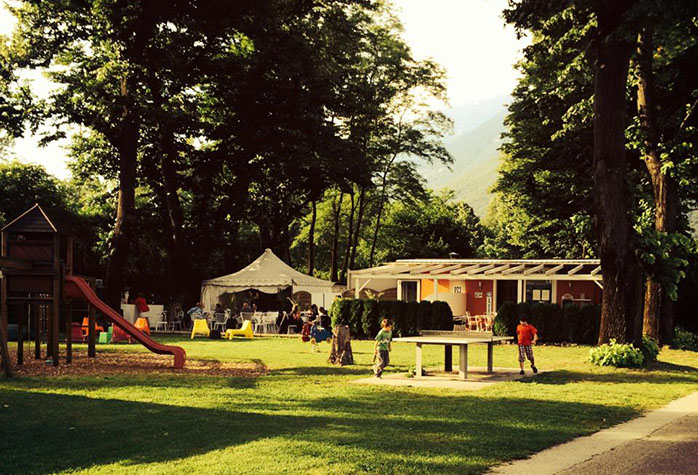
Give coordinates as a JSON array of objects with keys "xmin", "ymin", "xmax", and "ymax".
[
  {"xmin": 191, "ymin": 319, "xmax": 210, "ymax": 339},
  {"xmin": 225, "ymin": 320, "xmax": 254, "ymax": 340}
]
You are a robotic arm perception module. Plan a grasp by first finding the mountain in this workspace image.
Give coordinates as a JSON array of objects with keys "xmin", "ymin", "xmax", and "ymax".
[{"xmin": 419, "ymin": 100, "xmax": 508, "ymax": 217}]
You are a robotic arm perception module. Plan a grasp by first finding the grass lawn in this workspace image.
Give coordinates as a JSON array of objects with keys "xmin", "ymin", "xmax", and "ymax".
[{"xmin": 2, "ymin": 335, "xmax": 698, "ymax": 474}]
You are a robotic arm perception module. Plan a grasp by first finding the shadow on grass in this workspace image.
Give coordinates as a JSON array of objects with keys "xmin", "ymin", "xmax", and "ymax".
[
  {"xmin": 529, "ymin": 366, "xmax": 698, "ymax": 385},
  {"xmin": 0, "ymin": 383, "xmax": 640, "ymax": 474}
]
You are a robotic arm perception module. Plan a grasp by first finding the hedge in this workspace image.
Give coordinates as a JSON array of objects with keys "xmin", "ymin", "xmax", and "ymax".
[
  {"xmin": 329, "ymin": 298, "xmax": 454, "ymax": 338},
  {"xmin": 494, "ymin": 300, "xmax": 602, "ymax": 344}
]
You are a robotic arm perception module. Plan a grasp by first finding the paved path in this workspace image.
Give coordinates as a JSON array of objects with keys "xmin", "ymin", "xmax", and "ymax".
[{"xmin": 489, "ymin": 391, "xmax": 698, "ymax": 474}]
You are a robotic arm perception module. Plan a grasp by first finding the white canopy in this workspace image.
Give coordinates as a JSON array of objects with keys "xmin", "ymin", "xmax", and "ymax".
[{"xmin": 200, "ymin": 249, "xmax": 337, "ymax": 310}]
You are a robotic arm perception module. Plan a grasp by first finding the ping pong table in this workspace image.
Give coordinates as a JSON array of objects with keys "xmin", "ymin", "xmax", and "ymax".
[{"xmin": 393, "ymin": 331, "xmax": 513, "ymax": 380}]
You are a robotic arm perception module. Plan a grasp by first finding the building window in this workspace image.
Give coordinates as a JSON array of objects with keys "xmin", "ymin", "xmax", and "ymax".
[
  {"xmin": 400, "ymin": 281, "xmax": 418, "ymax": 302},
  {"xmin": 526, "ymin": 280, "xmax": 552, "ymax": 303}
]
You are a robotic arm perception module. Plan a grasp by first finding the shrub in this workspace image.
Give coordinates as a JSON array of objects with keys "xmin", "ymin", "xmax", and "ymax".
[
  {"xmin": 494, "ymin": 301, "xmax": 518, "ymax": 336},
  {"xmin": 542, "ymin": 304, "xmax": 564, "ymax": 343},
  {"xmin": 641, "ymin": 336, "xmax": 660, "ymax": 363},
  {"xmin": 562, "ymin": 304, "xmax": 581, "ymax": 342},
  {"xmin": 671, "ymin": 328, "xmax": 698, "ymax": 351},
  {"xmin": 361, "ymin": 299, "xmax": 381, "ymax": 337},
  {"xmin": 589, "ymin": 339, "xmax": 644, "ymax": 367},
  {"xmin": 330, "ymin": 298, "xmax": 353, "ymax": 327},
  {"xmin": 419, "ymin": 301, "xmax": 433, "ymax": 331},
  {"xmin": 431, "ymin": 301, "xmax": 454, "ymax": 330},
  {"xmin": 405, "ymin": 301, "xmax": 422, "ymax": 336},
  {"xmin": 378, "ymin": 300, "xmax": 406, "ymax": 337},
  {"xmin": 527, "ymin": 303, "xmax": 547, "ymax": 337},
  {"xmin": 578, "ymin": 304, "xmax": 601, "ymax": 344},
  {"xmin": 350, "ymin": 299, "xmax": 365, "ymax": 338}
]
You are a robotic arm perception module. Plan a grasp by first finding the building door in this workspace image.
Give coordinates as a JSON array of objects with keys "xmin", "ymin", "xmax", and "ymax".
[{"xmin": 496, "ymin": 281, "xmax": 517, "ymax": 310}]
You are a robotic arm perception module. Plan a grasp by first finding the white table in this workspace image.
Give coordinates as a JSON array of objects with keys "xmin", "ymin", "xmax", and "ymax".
[{"xmin": 393, "ymin": 331, "xmax": 513, "ymax": 380}]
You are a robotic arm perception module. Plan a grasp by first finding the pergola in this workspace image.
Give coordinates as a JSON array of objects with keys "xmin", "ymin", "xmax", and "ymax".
[{"xmin": 348, "ymin": 258, "xmax": 603, "ymax": 309}]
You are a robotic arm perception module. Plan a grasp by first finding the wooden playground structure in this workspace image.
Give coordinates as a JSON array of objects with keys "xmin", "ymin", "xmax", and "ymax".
[{"xmin": 0, "ymin": 204, "xmax": 185, "ymax": 378}]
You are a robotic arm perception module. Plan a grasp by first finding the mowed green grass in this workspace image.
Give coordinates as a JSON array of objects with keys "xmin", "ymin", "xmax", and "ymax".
[{"xmin": 1, "ymin": 336, "xmax": 698, "ymax": 474}]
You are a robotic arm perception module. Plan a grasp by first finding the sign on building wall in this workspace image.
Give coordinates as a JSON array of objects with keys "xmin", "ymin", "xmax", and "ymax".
[{"xmin": 486, "ymin": 291, "xmax": 493, "ymax": 314}]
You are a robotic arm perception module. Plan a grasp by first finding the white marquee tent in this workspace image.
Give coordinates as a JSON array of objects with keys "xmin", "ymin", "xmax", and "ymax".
[{"xmin": 200, "ymin": 248, "xmax": 340, "ymax": 310}]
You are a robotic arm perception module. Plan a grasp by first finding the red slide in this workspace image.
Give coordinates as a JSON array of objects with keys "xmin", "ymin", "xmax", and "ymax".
[{"xmin": 64, "ymin": 275, "xmax": 186, "ymax": 369}]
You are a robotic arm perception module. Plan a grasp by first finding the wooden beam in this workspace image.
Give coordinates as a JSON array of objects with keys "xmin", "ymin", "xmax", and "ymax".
[
  {"xmin": 568, "ymin": 264, "xmax": 585, "ymax": 275},
  {"xmin": 502, "ymin": 264, "xmax": 526, "ymax": 274},
  {"xmin": 0, "ymin": 256, "xmax": 32, "ymax": 271},
  {"xmin": 450, "ymin": 264, "xmax": 482, "ymax": 275},
  {"xmin": 523, "ymin": 264, "xmax": 545, "ymax": 275},
  {"xmin": 467, "ymin": 264, "xmax": 496, "ymax": 275},
  {"xmin": 431, "ymin": 263, "xmax": 464, "ymax": 274},
  {"xmin": 411, "ymin": 264, "xmax": 447, "ymax": 274},
  {"xmin": 484, "ymin": 264, "xmax": 509, "ymax": 275},
  {"xmin": 591, "ymin": 266, "xmax": 602, "ymax": 276},
  {"xmin": 545, "ymin": 264, "xmax": 564, "ymax": 275}
]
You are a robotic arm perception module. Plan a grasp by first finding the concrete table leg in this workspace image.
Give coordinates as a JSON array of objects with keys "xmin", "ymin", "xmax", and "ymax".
[
  {"xmin": 415, "ymin": 343, "xmax": 423, "ymax": 379},
  {"xmin": 487, "ymin": 341, "xmax": 494, "ymax": 373},
  {"xmin": 444, "ymin": 345, "xmax": 452, "ymax": 372},
  {"xmin": 459, "ymin": 344, "xmax": 468, "ymax": 380}
]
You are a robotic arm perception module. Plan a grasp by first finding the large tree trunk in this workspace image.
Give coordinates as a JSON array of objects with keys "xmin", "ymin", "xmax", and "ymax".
[
  {"xmin": 637, "ymin": 27, "xmax": 678, "ymax": 344},
  {"xmin": 104, "ymin": 77, "xmax": 138, "ymax": 309},
  {"xmin": 307, "ymin": 200, "xmax": 317, "ymax": 275},
  {"xmin": 147, "ymin": 73, "xmax": 192, "ymax": 296},
  {"xmin": 349, "ymin": 187, "xmax": 366, "ymax": 270},
  {"xmin": 369, "ymin": 157, "xmax": 397, "ymax": 268},
  {"xmin": 340, "ymin": 190, "xmax": 356, "ymax": 283},
  {"xmin": 593, "ymin": 3, "xmax": 643, "ymax": 345},
  {"xmin": 329, "ymin": 191, "xmax": 343, "ymax": 282}
]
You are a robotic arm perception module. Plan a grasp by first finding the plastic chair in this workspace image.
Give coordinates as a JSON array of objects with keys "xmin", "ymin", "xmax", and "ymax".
[
  {"xmin": 212, "ymin": 312, "xmax": 227, "ymax": 332},
  {"xmin": 154, "ymin": 311, "xmax": 168, "ymax": 332},
  {"xmin": 170, "ymin": 310, "xmax": 184, "ymax": 332},
  {"xmin": 191, "ymin": 318, "xmax": 210, "ymax": 339},
  {"xmin": 81, "ymin": 317, "xmax": 105, "ymax": 339},
  {"xmin": 225, "ymin": 320, "xmax": 253, "ymax": 339},
  {"xmin": 135, "ymin": 317, "xmax": 151, "ymax": 335}
]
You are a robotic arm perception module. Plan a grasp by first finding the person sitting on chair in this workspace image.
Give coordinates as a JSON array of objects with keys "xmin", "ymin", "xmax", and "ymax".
[
  {"xmin": 188, "ymin": 302, "xmax": 204, "ymax": 319},
  {"xmin": 319, "ymin": 307, "xmax": 331, "ymax": 329}
]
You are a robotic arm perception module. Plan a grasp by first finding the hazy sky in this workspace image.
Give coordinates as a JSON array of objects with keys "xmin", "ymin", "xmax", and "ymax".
[{"xmin": 0, "ymin": 0, "xmax": 526, "ymax": 179}]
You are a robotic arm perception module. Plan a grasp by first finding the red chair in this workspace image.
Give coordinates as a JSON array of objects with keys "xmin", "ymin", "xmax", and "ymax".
[{"xmin": 71, "ymin": 322, "xmax": 84, "ymax": 342}]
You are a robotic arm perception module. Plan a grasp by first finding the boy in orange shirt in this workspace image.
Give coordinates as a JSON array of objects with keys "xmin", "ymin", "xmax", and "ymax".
[{"xmin": 516, "ymin": 315, "xmax": 538, "ymax": 375}]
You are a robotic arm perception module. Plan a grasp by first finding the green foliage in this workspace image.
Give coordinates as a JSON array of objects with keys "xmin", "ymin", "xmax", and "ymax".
[
  {"xmin": 328, "ymin": 298, "xmax": 453, "ymax": 338},
  {"xmin": 330, "ymin": 299, "xmax": 353, "ymax": 327},
  {"xmin": 589, "ymin": 340, "xmax": 644, "ymax": 368},
  {"xmin": 671, "ymin": 328, "xmax": 698, "ymax": 352},
  {"xmin": 350, "ymin": 299, "xmax": 365, "ymax": 339},
  {"xmin": 494, "ymin": 301, "xmax": 518, "ymax": 337},
  {"xmin": 361, "ymin": 299, "xmax": 381, "ymax": 338},
  {"xmin": 642, "ymin": 336, "xmax": 660, "ymax": 363},
  {"xmin": 431, "ymin": 301, "xmax": 454, "ymax": 331}
]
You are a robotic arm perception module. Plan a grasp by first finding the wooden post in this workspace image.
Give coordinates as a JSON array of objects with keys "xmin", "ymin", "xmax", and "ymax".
[
  {"xmin": 17, "ymin": 304, "xmax": 24, "ymax": 366},
  {"xmin": 0, "ymin": 321, "xmax": 12, "ymax": 378},
  {"xmin": 1, "ymin": 230, "xmax": 7, "ymax": 337},
  {"xmin": 88, "ymin": 302, "xmax": 96, "ymax": 358},
  {"xmin": 459, "ymin": 344, "xmax": 468, "ymax": 381},
  {"xmin": 33, "ymin": 304, "xmax": 41, "ymax": 360},
  {"xmin": 415, "ymin": 343, "xmax": 423, "ymax": 379},
  {"xmin": 444, "ymin": 345, "xmax": 452, "ymax": 372},
  {"xmin": 66, "ymin": 302, "xmax": 72, "ymax": 364},
  {"xmin": 51, "ymin": 234, "xmax": 60, "ymax": 366},
  {"xmin": 47, "ymin": 305, "xmax": 53, "ymax": 358},
  {"xmin": 487, "ymin": 341, "xmax": 494, "ymax": 373}
]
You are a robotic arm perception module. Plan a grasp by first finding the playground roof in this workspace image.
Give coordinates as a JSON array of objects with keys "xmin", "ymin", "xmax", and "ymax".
[{"xmin": 349, "ymin": 258, "xmax": 602, "ymax": 281}]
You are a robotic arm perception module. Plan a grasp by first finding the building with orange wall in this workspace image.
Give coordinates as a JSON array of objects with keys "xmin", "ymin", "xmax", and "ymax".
[{"xmin": 347, "ymin": 259, "xmax": 602, "ymax": 316}]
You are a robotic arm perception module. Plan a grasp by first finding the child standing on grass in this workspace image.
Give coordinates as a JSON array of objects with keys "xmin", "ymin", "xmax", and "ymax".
[
  {"xmin": 373, "ymin": 319, "xmax": 393, "ymax": 378},
  {"xmin": 517, "ymin": 315, "xmax": 538, "ymax": 375}
]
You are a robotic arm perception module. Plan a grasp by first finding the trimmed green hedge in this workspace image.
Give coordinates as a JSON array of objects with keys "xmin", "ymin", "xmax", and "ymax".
[
  {"xmin": 494, "ymin": 301, "xmax": 601, "ymax": 344},
  {"xmin": 329, "ymin": 298, "xmax": 454, "ymax": 338}
]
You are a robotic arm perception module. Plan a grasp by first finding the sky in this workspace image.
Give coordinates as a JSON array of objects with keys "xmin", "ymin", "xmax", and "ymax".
[{"xmin": 0, "ymin": 0, "xmax": 527, "ymax": 180}]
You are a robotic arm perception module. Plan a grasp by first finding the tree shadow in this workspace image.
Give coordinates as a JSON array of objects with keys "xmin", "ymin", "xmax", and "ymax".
[
  {"xmin": 0, "ymin": 384, "xmax": 640, "ymax": 474},
  {"xmin": 529, "ymin": 367, "xmax": 698, "ymax": 385}
]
